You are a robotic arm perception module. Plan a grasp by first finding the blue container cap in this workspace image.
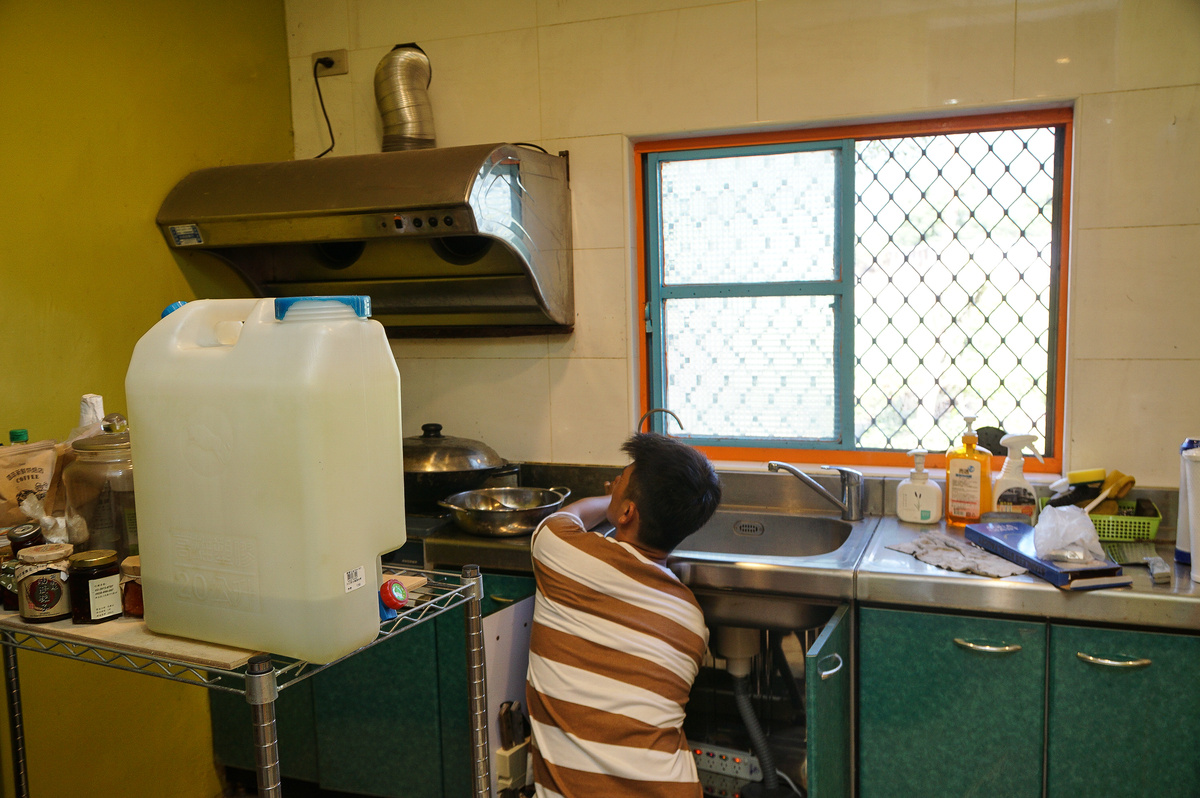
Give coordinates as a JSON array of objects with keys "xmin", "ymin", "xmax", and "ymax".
[
  {"xmin": 161, "ymin": 300, "xmax": 188, "ymax": 318},
  {"xmin": 274, "ymin": 296, "xmax": 371, "ymax": 320},
  {"xmin": 1183, "ymin": 439, "xmax": 1200, "ymax": 453}
]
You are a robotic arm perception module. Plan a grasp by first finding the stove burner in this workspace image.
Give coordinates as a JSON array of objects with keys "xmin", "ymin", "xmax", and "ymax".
[{"xmin": 404, "ymin": 512, "xmax": 454, "ymax": 539}]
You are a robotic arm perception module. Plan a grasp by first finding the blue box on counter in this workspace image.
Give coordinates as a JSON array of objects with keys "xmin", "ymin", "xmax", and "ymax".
[{"xmin": 965, "ymin": 521, "xmax": 1132, "ymax": 591}]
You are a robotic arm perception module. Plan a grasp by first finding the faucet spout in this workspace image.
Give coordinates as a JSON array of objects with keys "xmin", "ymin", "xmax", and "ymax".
[
  {"xmin": 638, "ymin": 407, "xmax": 684, "ymax": 433},
  {"xmin": 767, "ymin": 461, "xmax": 865, "ymax": 521}
]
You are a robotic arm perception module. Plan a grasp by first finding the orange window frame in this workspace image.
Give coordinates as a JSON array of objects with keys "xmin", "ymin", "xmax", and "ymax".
[{"xmin": 634, "ymin": 108, "xmax": 1072, "ymax": 474}]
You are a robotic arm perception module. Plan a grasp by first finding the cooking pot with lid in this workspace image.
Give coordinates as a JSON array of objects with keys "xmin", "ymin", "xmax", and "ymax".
[{"xmin": 403, "ymin": 423, "xmax": 516, "ymax": 511}]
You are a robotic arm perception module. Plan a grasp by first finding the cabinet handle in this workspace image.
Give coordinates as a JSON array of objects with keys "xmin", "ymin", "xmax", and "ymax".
[
  {"xmin": 1076, "ymin": 651, "xmax": 1152, "ymax": 669},
  {"xmin": 491, "ymin": 595, "xmax": 517, "ymax": 604},
  {"xmin": 818, "ymin": 653, "xmax": 843, "ymax": 680},
  {"xmin": 953, "ymin": 638, "xmax": 1021, "ymax": 654}
]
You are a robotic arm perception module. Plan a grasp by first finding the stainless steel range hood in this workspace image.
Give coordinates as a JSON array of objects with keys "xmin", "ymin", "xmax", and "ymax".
[{"xmin": 156, "ymin": 143, "xmax": 573, "ymax": 336}]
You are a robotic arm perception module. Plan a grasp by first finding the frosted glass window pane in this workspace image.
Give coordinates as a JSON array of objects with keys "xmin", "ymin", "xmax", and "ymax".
[
  {"xmin": 659, "ymin": 150, "xmax": 838, "ymax": 285},
  {"xmin": 664, "ymin": 296, "xmax": 837, "ymax": 439}
]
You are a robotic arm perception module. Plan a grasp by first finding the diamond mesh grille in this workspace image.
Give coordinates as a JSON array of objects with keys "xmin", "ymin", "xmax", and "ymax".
[{"xmin": 855, "ymin": 128, "xmax": 1057, "ymax": 453}]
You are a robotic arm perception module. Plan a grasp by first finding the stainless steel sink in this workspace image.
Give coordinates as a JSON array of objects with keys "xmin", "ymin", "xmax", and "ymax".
[
  {"xmin": 679, "ymin": 509, "xmax": 852, "ymax": 558},
  {"xmin": 669, "ymin": 507, "xmax": 879, "ymax": 630}
]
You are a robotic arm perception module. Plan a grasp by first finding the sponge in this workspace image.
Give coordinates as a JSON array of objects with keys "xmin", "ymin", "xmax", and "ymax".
[
  {"xmin": 1048, "ymin": 467, "xmax": 1107, "ymax": 508},
  {"xmin": 1066, "ymin": 468, "xmax": 1106, "ymax": 485}
]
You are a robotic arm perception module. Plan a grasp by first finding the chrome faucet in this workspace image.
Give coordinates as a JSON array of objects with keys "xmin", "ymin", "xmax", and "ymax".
[
  {"xmin": 638, "ymin": 407, "xmax": 684, "ymax": 433},
  {"xmin": 767, "ymin": 461, "xmax": 865, "ymax": 521}
]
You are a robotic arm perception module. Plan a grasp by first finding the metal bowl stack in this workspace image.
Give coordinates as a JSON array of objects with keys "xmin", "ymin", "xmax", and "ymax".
[{"xmin": 438, "ymin": 487, "xmax": 571, "ymax": 537}]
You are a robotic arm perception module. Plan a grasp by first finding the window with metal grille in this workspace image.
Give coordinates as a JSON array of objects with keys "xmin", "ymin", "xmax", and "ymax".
[{"xmin": 639, "ymin": 111, "xmax": 1070, "ymax": 468}]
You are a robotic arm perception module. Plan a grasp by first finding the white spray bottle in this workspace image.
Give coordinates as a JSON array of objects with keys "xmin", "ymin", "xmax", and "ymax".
[
  {"xmin": 992, "ymin": 433, "xmax": 1043, "ymax": 523},
  {"xmin": 897, "ymin": 449, "xmax": 942, "ymax": 524}
]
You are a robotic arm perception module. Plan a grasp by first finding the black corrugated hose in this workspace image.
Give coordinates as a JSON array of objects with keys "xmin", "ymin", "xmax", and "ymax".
[{"xmin": 732, "ymin": 674, "xmax": 781, "ymax": 792}]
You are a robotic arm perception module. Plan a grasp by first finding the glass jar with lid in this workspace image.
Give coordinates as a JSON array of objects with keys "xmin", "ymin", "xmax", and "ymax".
[
  {"xmin": 120, "ymin": 556, "xmax": 143, "ymax": 617},
  {"xmin": 6, "ymin": 523, "xmax": 45, "ymax": 557},
  {"xmin": 16, "ymin": 543, "xmax": 73, "ymax": 623},
  {"xmin": 63, "ymin": 428, "xmax": 137, "ymax": 559},
  {"xmin": 0, "ymin": 559, "xmax": 19, "ymax": 611},
  {"xmin": 68, "ymin": 549, "xmax": 122, "ymax": 624}
]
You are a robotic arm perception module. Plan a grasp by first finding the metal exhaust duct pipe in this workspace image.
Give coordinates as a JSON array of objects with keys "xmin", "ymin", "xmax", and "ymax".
[{"xmin": 374, "ymin": 43, "xmax": 435, "ymax": 151}]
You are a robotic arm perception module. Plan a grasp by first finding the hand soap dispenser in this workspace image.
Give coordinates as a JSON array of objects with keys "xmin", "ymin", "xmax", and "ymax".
[
  {"xmin": 897, "ymin": 449, "xmax": 942, "ymax": 524},
  {"xmin": 946, "ymin": 415, "xmax": 992, "ymax": 526},
  {"xmin": 992, "ymin": 433, "xmax": 1043, "ymax": 522}
]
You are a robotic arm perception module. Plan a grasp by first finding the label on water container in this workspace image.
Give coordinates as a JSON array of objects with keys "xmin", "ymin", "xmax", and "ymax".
[{"xmin": 344, "ymin": 565, "xmax": 366, "ymax": 593}]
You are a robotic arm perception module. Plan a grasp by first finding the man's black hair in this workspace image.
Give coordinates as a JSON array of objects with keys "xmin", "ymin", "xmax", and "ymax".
[{"xmin": 621, "ymin": 432, "xmax": 722, "ymax": 553}]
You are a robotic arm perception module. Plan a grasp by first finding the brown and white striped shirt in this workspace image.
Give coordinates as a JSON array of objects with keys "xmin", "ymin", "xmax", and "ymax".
[{"xmin": 526, "ymin": 511, "xmax": 709, "ymax": 798}]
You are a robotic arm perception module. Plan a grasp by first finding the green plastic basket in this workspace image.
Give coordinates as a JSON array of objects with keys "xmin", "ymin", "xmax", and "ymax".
[{"xmin": 1039, "ymin": 498, "xmax": 1160, "ymax": 541}]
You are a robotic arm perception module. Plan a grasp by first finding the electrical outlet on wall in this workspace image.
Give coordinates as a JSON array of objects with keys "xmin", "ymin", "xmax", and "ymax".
[{"xmin": 312, "ymin": 49, "xmax": 348, "ymax": 76}]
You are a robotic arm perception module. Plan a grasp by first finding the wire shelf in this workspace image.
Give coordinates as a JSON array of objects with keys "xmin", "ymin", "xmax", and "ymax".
[{"xmin": 0, "ymin": 565, "xmax": 472, "ymax": 696}]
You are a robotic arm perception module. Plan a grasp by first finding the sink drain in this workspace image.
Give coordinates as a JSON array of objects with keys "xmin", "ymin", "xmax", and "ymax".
[{"xmin": 732, "ymin": 519, "xmax": 766, "ymax": 536}]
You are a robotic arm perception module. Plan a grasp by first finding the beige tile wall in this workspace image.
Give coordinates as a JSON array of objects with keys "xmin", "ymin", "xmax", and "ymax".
[{"xmin": 284, "ymin": 0, "xmax": 1200, "ymax": 484}]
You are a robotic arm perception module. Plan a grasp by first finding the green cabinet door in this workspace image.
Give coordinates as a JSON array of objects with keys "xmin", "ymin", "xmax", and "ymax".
[
  {"xmin": 858, "ymin": 607, "xmax": 1046, "ymax": 797},
  {"xmin": 1047, "ymin": 624, "xmax": 1200, "ymax": 797},
  {"xmin": 312, "ymin": 620, "xmax": 444, "ymax": 796},
  {"xmin": 805, "ymin": 604, "xmax": 852, "ymax": 798}
]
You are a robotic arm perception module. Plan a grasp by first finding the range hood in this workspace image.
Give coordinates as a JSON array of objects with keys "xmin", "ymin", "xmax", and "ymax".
[{"xmin": 156, "ymin": 143, "xmax": 573, "ymax": 336}]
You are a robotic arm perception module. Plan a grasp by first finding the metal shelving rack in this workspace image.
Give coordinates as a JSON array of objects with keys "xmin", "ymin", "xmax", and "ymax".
[{"xmin": 0, "ymin": 564, "xmax": 492, "ymax": 798}]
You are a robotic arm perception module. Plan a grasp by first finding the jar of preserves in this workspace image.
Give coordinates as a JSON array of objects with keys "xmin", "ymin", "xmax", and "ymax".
[
  {"xmin": 120, "ymin": 556, "xmax": 143, "ymax": 618},
  {"xmin": 63, "ymin": 429, "xmax": 137, "ymax": 559},
  {"xmin": 16, "ymin": 543, "xmax": 73, "ymax": 623},
  {"xmin": 7, "ymin": 523, "xmax": 45, "ymax": 557},
  {"xmin": 68, "ymin": 549, "xmax": 122, "ymax": 624},
  {"xmin": 0, "ymin": 560, "xmax": 19, "ymax": 611}
]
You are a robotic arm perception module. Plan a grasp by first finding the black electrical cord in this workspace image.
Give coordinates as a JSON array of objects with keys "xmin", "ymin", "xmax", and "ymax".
[
  {"xmin": 313, "ymin": 58, "xmax": 335, "ymax": 158},
  {"xmin": 512, "ymin": 142, "xmax": 549, "ymax": 154}
]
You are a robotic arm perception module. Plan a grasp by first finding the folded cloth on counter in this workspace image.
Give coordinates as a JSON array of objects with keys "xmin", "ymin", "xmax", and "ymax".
[{"xmin": 889, "ymin": 531, "xmax": 1028, "ymax": 578}]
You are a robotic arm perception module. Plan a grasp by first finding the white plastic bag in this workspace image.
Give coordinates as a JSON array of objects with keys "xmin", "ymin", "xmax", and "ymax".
[
  {"xmin": 18, "ymin": 494, "xmax": 69, "ymax": 544},
  {"xmin": 1034, "ymin": 505, "xmax": 1108, "ymax": 564}
]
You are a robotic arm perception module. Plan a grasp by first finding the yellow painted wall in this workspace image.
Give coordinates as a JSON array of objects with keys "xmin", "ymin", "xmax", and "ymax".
[{"xmin": 0, "ymin": 1, "xmax": 292, "ymax": 795}]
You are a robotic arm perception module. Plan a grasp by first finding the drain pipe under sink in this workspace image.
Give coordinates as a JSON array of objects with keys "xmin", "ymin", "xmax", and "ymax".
[{"xmin": 713, "ymin": 626, "xmax": 781, "ymax": 793}]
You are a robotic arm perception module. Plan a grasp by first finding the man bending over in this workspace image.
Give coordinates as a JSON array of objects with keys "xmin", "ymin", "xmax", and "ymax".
[{"xmin": 525, "ymin": 432, "xmax": 722, "ymax": 797}]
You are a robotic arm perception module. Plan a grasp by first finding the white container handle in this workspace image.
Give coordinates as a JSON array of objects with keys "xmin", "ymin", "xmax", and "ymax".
[{"xmin": 158, "ymin": 298, "xmax": 261, "ymax": 350}]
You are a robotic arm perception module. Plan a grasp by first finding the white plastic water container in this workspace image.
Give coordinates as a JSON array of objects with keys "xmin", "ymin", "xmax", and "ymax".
[
  {"xmin": 1177, "ymin": 438, "xmax": 1200, "ymax": 567},
  {"xmin": 125, "ymin": 296, "xmax": 406, "ymax": 663},
  {"xmin": 1185, "ymin": 448, "xmax": 1200, "ymax": 584}
]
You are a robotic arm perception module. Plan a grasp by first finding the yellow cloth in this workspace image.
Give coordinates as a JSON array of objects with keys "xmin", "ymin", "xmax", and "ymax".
[{"xmin": 1100, "ymin": 470, "xmax": 1135, "ymax": 500}]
